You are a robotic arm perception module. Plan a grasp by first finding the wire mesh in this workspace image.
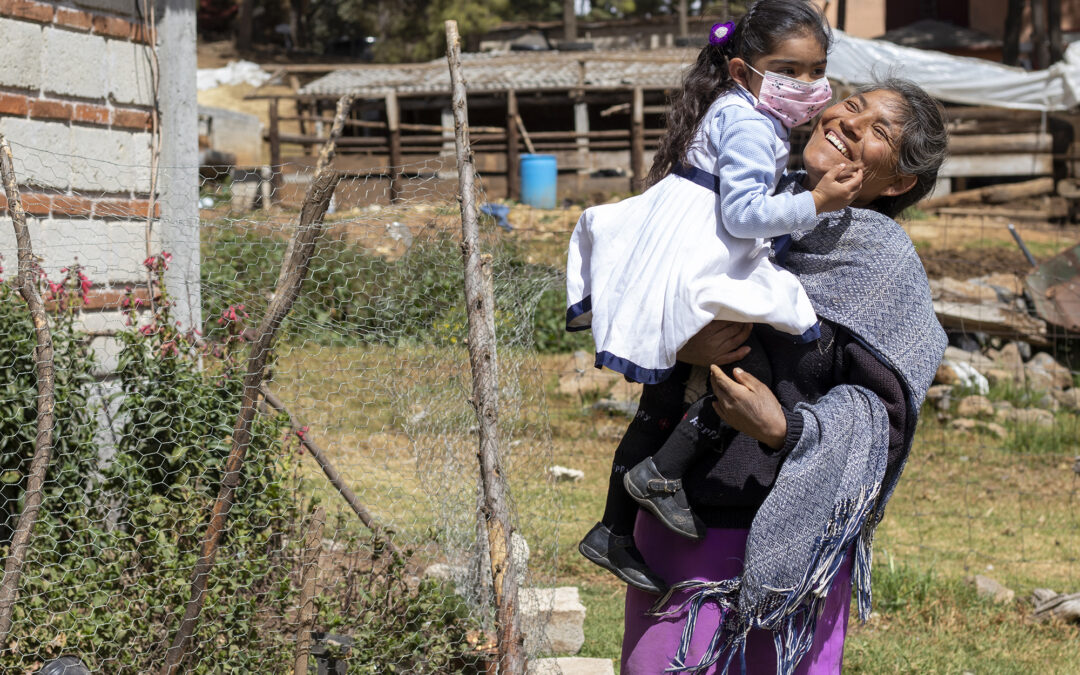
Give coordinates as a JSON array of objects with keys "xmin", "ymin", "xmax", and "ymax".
[
  {"xmin": 0, "ymin": 128, "xmax": 1079, "ymax": 672},
  {"xmin": 0, "ymin": 142, "xmax": 567, "ymax": 673}
]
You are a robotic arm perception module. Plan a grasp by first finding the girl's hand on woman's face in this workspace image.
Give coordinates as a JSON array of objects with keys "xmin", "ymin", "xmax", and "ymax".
[
  {"xmin": 710, "ymin": 365, "xmax": 788, "ymax": 450},
  {"xmin": 677, "ymin": 321, "xmax": 752, "ymax": 367}
]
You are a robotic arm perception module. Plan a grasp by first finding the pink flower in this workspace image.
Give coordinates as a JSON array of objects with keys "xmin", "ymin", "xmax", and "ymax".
[
  {"xmin": 78, "ymin": 272, "xmax": 91, "ymax": 298},
  {"xmin": 139, "ymin": 324, "xmax": 156, "ymax": 336}
]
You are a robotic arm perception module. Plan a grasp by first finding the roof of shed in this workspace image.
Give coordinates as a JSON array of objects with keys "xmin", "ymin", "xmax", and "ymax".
[{"xmin": 298, "ymin": 49, "xmax": 697, "ymax": 97}]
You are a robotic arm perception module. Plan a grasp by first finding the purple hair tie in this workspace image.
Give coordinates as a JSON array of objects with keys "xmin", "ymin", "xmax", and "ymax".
[{"xmin": 709, "ymin": 21, "xmax": 735, "ymax": 45}]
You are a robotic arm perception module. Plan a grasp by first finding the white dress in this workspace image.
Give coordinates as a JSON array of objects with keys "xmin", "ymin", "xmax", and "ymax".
[{"xmin": 565, "ymin": 88, "xmax": 820, "ymax": 384}]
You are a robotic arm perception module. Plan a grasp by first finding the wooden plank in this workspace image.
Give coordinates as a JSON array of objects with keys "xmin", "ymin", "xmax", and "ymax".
[
  {"xmin": 935, "ymin": 300, "xmax": 1049, "ymax": 347},
  {"xmin": 948, "ymin": 133, "xmax": 1052, "ymax": 155},
  {"xmin": 921, "ymin": 176, "xmax": 1055, "ymax": 208},
  {"xmin": 939, "ymin": 153, "xmax": 1053, "ymax": 178},
  {"xmin": 268, "ymin": 98, "xmax": 282, "ymax": 202}
]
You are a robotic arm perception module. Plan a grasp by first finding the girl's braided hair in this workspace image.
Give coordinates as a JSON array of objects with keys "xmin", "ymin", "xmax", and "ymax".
[{"xmin": 646, "ymin": 0, "xmax": 831, "ymax": 188}]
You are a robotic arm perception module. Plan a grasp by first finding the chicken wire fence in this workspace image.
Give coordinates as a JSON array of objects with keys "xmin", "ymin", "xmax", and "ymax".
[
  {"xmin": 1, "ymin": 132, "xmax": 1080, "ymax": 673},
  {"xmin": 0, "ymin": 140, "xmax": 570, "ymax": 673}
]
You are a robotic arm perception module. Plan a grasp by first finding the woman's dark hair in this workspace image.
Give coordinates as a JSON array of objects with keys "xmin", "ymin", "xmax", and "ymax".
[
  {"xmin": 646, "ymin": 0, "xmax": 832, "ymax": 188},
  {"xmin": 857, "ymin": 78, "xmax": 950, "ymax": 218}
]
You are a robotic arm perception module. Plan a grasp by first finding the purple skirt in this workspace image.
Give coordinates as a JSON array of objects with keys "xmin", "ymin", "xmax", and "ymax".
[{"xmin": 621, "ymin": 511, "xmax": 852, "ymax": 674}]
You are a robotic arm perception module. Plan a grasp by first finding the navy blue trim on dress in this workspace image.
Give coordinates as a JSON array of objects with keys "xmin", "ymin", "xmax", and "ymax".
[
  {"xmin": 595, "ymin": 350, "xmax": 675, "ymax": 385},
  {"xmin": 772, "ymin": 234, "xmax": 793, "ymax": 264},
  {"xmin": 565, "ymin": 295, "xmax": 592, "ymax": 332},
  {"xmin": 672, "ymin": 163, "xmax": 722, "ymax": 194}
]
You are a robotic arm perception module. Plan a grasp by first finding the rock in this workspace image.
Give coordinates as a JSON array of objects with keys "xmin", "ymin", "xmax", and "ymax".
[
  {"xmin": 950, "ymin": 418, "xmax": 1006, "ymax": 439},
  {"xmin": 592, "ymin": 398, "xmax": 638, "ymax": 417},
  {"xmin": 547, "ymin": 465, "xmax": 585, "ymax": 482},
  {"xmin": 925, "ymin": 384, "xmax": 953, "ymax": 411},
  {"xmin": 1024, "ymin": 352, "xmax": 1074, "ymax": 391},
  {"xmin": 956, "ymin": 395, "xmax": 995, "ymax": 418},
  {"xmin": 993, "ymin": 400, "xmax": 1014, "ymax": 415},
  {"xmin": 984, "ymin": 368, "xmax": 1020, "ymax": 386},
  {"xmin": 528, "ymin": 657, "xmax": 615, "ymax": 675},
  {"xmin": 520, "ymin": 587, "xmax": 587, "ymax": 655},
  {"xmin": 931, "ymin": 277, "xmax": 1000, "ymax": 303},
  {"xmin": 1052, "ymin": 388, "xmax": 1080, "ymax": 411},
  {"xmin": 944, "ymin": 346, "xmax": 996, "ymax": 372},
  {"xmin": 1032, "ymin": 588, "xmax": 1059, "ymax": 604},
  {"xmin": 558, "ymin": 366, "xmax": 621, "ymax": 397},
  {"xmin": 424, "ymin": 563, "xmax": 467, "ymax": 583},
  {"xmin": 973, "ymin": 575, "xmax": 1015, "ymax": 604},
  {"xmin": 1005, "ymin": 407, "xmax": 1055, "ymax": 428},
  {"xmin": 976, "ymin": 273, "xmax": 1026, "ymax": 303},
  {"xmin": 938, "ymin": 359, "xmax": 989, "ymax": 394},
  {"xmin": 935, "ymin": 361, "xmax": 960, "ymax": 386}
]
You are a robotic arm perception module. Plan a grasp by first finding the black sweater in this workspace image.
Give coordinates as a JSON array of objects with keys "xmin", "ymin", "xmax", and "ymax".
[{"xmin": 677, "ymin": 320, "xmax": 909, "ymax": 528}]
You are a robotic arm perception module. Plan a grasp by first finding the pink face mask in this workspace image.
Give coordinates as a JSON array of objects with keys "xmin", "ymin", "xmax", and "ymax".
[{"xmin": 747, "ymin": 65, "xmax": 832, "ymax": 129}]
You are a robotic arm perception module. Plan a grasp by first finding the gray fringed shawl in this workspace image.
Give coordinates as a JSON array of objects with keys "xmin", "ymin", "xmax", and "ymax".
[{"xmin": 660, "ymin": 178, "xmax": 948, "ymax": 673}]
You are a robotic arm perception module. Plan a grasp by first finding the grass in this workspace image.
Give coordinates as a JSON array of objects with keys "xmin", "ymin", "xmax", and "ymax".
[{"xmin": 271, "ymin": 342, "xmax": 1080, "ymax": 670}]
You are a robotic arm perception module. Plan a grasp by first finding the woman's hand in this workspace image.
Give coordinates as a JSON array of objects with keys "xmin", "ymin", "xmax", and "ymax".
[
  {"xmin": 677, "ymin": 321, "xmax": 752, "ymax": 367},
  {"xmin": 710, "ymin": 365, "xmax": 788, "ymax": 450}
]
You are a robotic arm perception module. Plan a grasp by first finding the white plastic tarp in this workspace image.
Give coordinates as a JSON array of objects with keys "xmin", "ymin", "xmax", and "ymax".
[{"xmin": 827, "ymin": 29, "xmax": 1080, "ymax": 111}]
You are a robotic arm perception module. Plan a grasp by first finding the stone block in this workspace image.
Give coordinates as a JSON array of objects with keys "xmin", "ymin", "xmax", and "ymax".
[
  {"xmin": 69, "ymin": 126, "xmax": 151, "ymax": 193},
  {"xmin": 42, "ymin": 27, "xmax": 107, "ymax": 100},
  {"xmin": 528, "ymin": 658, "xmax": 615, "ymax": 675},
  {"xmin": 107, "ymin": 40, "xmax": 154, "ymax": 106},
  {"xmin": 107, "ymin": 220, "xmax": 156, "ymax": 283},
  {"xmin": 77, "ymin": 309, "xmax": 127, "ymax": 335},
  {"xmin": 520, "ymin": 587, "xmax": 586, "ymax": 656},
  {"xmin": 36, "ymin": 218, "xmax": 111, "ymax": 279},
  {"xmin": 0, "ymin": 19, "xmax": 43, "ymax": 89},
  {"xmin": 0, "ymin": 118, "xmax": 72, "ymax": 190},
  {"xmin": 89, "ymin": 335, "xmax": 123, "ymax": 376}
]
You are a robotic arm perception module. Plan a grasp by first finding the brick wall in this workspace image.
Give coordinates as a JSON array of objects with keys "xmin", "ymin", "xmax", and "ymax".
[{"xmin": 0, "ymin": 0, "xmax": 162, "ymax": 372}]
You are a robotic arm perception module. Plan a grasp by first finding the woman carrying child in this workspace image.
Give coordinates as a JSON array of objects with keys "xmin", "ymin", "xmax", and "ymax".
[
  {"xmin": 568, "ymin": 0, "xmax": 859, "ymax": 594},
  {"xmin": 566, "ymin": 1, "xmax": 951, "ymax": 672}
]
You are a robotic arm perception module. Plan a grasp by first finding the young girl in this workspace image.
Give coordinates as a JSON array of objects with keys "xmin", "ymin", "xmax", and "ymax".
[{"xmin": 567, "ymin": 0, "xmax": 863, "ymax": 593}]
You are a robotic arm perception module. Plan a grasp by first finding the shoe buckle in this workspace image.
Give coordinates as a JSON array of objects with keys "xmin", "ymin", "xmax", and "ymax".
[{"xmin": 646, "ymin": 478, "xmax": 681, "ymax": 493}]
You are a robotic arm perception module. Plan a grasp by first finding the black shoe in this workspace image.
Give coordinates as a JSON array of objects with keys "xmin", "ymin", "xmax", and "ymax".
[
  {"xmin": 578, "ymin": 522, "xmax": 666, "ymax": 595},
  {"xmin": 624, "ymin": 458, "xmax": 705, "ymax": 541}
]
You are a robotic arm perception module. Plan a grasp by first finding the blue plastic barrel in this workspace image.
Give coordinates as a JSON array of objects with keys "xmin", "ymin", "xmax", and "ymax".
[{"xmin": 520, "ymin": 154, "xmax": 558, "ymax": 209}]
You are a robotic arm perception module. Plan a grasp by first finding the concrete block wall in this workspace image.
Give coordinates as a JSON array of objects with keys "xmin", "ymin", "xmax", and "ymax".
[{"xmin": 0, "ymin": 0, "xmax": 164, "ymax": 371}]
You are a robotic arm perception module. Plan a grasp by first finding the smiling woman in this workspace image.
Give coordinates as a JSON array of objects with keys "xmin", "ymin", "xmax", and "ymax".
[
  {"xmin": 803, "ymin": 80, "xmax": 950, "ymax": 217},
  {"xmin": 614, "ymin": 79, "xmax": 950, "ymax": 675}
]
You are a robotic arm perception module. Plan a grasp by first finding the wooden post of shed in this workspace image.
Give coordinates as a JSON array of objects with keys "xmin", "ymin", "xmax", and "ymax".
[
  {"xmin": 268, "ymin": 97, "xmax": 283, "ymax": 203},
  {"xmin": 630, "ymin": 87, "xmax": 645, "ymax": 193},
  {"xmin": 386, "ymin": 90, "xmax": 402, "ymax": 203},
  {"xmin": 574, "ymin": 99, "xmax": 589, "ymax": 193},
  {"xmin": 506, "ymin": 90, "xmax": 520, "ymax": 200},
  {"xmin": 298, "ymin": 100, "xmax": 311, "ymax": 157}
]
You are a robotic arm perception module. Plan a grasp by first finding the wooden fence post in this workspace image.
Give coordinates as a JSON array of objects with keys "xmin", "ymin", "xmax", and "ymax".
[
  {"xmin": 269, "ymin": 98, "xmax": 283, "ymax": 203},
  {"xmin": 386, "ymin": 91, "xmax": 402, "ymax": 203},
  {"xmin": 159, "ymin": 95, "xmax": 352, "ymax": 675},
  {"xmin": 506, "ymin": 90, "xmax": 520, "ymax": 201},
  {"xmin": 0, "ymin": 135, "xmax": 58, "ymax": 644},
  {"xmin": 445, "ymin": 20, "xmax": 526, "ymax": 675},
  {"xmin": 630, "ymin": 87, "xmax": 645, "ymax": 193},
  {"xmin": 293, "ymin": 506, "xmax": 325, "ymax": 675}
]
